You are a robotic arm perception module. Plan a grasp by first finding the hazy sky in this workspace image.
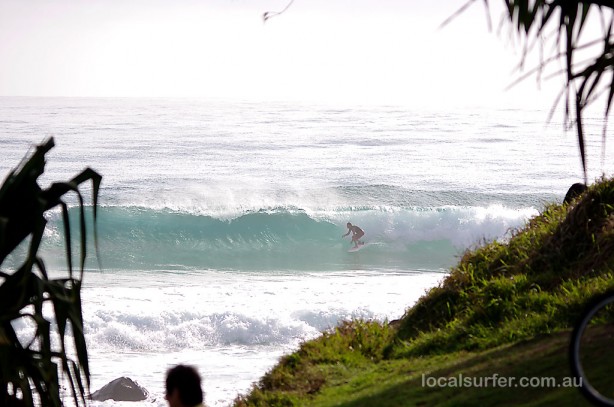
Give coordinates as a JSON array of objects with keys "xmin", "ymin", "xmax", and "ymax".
[{"xmin": 0, "ymin": 0, "xmax": 564, "ymax": 108}]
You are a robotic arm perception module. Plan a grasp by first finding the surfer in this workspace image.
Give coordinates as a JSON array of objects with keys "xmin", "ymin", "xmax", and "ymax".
[{"xmin": 342, "ymin": 222, "xmax": 365, "ymax": 248}]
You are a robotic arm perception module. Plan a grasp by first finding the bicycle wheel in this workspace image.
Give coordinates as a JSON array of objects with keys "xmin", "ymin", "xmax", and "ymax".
[{"xmin": 570, "ymin": 290, "xmax": 614, "ymax": 406}]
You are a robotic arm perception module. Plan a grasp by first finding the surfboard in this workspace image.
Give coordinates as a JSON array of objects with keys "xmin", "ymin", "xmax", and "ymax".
[{"xmin": 348, "ymin": 243, "xmax": 368, "ymax": 252}]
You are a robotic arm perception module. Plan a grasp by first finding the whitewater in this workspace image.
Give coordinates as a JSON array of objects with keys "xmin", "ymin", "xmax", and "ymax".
[{"xmin": 1, "ymin": 97, "xmax": 608, "ymax": 406}]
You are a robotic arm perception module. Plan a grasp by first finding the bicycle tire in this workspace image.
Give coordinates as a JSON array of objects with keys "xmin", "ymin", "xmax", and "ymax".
[{"xmin": 570, "ymin": 290, "xmax": 614, "ymax": 406}]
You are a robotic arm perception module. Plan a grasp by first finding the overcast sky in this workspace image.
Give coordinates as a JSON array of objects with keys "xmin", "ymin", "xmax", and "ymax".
[{"xmin": 0, "ymin": 0, "xmax": 564, "ymax": 108}]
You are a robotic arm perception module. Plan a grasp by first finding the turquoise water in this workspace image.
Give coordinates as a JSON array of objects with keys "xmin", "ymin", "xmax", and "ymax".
[{"xmin": 34, "ymin": 203, "xmax": 531, "ymax": 272}]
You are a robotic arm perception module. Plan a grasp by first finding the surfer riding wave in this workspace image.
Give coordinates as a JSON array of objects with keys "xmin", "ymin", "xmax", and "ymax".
[{"xmin": 342, "ymin": 222, "xmax": 365, "ymax": 248}]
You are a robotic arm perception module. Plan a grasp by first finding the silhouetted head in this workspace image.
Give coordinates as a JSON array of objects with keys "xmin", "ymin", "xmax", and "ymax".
[
  {"xmin": 347, "ymin": 222, "xmax": 352, "ymax": 228},
  {"xmin": 563, "ymin": 182, "xmax": 587, "ymax": 204},
  {"xmin": 165, "ymin": 365, "xmax": 203, "ymax": 407}
]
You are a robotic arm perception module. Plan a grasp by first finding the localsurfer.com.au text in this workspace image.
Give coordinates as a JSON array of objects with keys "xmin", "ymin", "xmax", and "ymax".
[{"xmin": 421, "ymin": 373, "xmax": 582, "ymax": 389}]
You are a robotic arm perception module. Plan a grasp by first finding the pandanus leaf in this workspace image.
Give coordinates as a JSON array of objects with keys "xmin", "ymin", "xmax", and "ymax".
[{"xmin": 0, "ymin": 137, "xmax": 101, "ymax": 406}]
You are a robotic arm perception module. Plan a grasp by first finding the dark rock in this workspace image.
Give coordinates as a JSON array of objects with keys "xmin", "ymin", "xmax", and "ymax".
[{"xmin": 91, "ymin": 377, "xmax": 149, "ymax": 402}]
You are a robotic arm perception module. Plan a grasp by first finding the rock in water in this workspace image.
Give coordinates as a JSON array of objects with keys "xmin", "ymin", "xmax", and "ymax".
[{"xmin": 91, "ymin": 377, "xmax": 149, "ymax": 402}]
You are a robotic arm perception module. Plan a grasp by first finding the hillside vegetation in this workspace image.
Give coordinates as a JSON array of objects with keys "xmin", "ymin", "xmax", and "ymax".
[{"xmin": 234, "ymin": 178, "xmax": 614, "ymax": 406}]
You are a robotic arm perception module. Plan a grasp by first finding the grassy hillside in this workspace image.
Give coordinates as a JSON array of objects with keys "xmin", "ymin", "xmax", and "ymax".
[{"xmin": 234, "ymin": 178, "xmax": 614, "ymax": 406}]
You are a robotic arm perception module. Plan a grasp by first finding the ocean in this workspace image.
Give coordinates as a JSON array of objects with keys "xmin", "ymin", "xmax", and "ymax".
[{"xmin": 1, "ymin": 97, "xmax": 608, "ymax": 406}]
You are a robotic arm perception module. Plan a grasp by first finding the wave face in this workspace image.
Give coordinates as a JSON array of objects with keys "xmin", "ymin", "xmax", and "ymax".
[{"xmin": 29, "ymin": 204, "xmax": 537, "ymax": 272}]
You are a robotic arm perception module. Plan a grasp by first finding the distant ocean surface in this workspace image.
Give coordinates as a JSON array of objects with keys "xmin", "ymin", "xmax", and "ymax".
[{"xmin": 1, "ymin": 97, "xmax": 609, "ymax": 406}]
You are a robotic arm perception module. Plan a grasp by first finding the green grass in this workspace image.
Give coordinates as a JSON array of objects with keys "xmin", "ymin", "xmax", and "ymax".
[
  {"xmin": 235, "ymin": 329, "xmax": 607, "ymax": 407},
  {"xmin": 234, "ymin": 178, "xmax": 614, "ymax": 406}
]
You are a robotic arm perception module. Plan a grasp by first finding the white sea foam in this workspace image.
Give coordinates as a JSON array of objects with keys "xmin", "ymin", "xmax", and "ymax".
[{"xmin": 76, "ymin": 269, "xmax": 445, "ymax": 406}]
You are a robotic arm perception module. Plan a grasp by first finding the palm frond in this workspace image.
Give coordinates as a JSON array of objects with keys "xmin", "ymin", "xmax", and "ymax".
[
  {"xmin": 0, "ymin": 137, "xmax": 101, "ymax": 407},
  {"xmin": 449, "ymin": 1, "xmax": 614, "ymax": 183}
]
